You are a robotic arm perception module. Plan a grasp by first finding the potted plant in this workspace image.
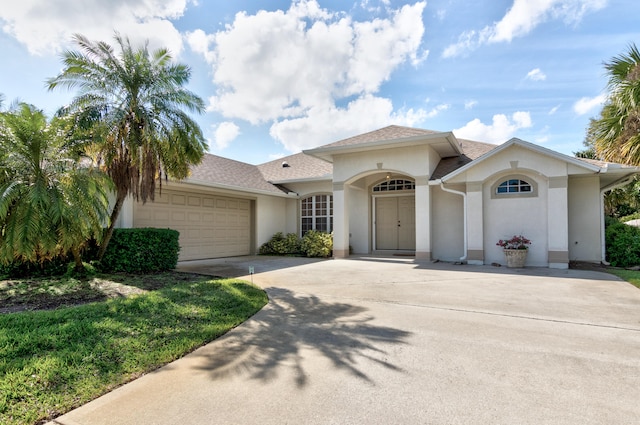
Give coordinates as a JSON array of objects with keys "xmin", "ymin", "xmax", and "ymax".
[{"xmin": 496, "ymin": 235, "xmax": 531, "ymax": 267}]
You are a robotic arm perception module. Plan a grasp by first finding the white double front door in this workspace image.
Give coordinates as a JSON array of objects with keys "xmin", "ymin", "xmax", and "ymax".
[{"xmin": 375, "ymin": 196, "xmax": 416, "ymax": 250}]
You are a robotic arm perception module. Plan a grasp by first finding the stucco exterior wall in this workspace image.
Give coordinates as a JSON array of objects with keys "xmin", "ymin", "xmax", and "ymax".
[
  {"xmin": 332, "ymin": 145, "xmax": 434, "ymax": 183},
  {"xmin": 348, "ymin": 185, "xmax": 370, "ymax": 254},
  {"xmin": 568, "ymin": 176, "xmax": 601, "ymax": 262},
  {"xmin": 284, "ymin": 181, "xmax": 333, "ymax": 198},
  {"xmin": 483, "ymin": 173, "xmax": 549, "ymax": 266},
  {"xmin": 255, "ymin": 194, "xmax": 288, "ymax": 249},
  {"xmin": 431, "ymin": 186, "xmax": 464, "ymax": 261}
]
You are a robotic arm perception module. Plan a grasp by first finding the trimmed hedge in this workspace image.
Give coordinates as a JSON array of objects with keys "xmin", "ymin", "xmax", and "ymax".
[
  {"xmin": 99, "ymin": 228, "xmax": 180, "ymax": 273},
  {"xmin": 605, "ymin": 221, "xmax": 640, "ymax": 267}
]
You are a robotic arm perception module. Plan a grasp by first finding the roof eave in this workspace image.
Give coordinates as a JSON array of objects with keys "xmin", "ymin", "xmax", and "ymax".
[
  {"xmin": 183, "ymin": 178, "xmax": 293, "ymax": 197},
  {"xmin": 269, "ymin": 175, "xmax": 333, "ymax": 185}
]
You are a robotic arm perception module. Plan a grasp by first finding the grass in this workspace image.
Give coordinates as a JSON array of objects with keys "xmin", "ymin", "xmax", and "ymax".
[
  {"xmin": 0, "ymin": 272, "xmax": 268, "ymax": 425},
  {"xmin": 606, "ymin": 268, "xmax": 640, "ymax": 289}
]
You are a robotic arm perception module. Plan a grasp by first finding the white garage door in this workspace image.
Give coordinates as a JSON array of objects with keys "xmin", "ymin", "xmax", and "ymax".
[{"xmin": 133, "ymin": 189, "xmax": 251, "ymax": 261}]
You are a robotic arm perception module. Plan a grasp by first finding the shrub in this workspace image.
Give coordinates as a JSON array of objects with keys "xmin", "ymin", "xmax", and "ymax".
[
  {"xmin": 0, "ymin": 256, "xmax": 69, "ymax": 278},
  {"xmin": 605, "ymin": 222, "xmax": 640, "ymax": 267},
  {"xmin": 301, "ymin": 230, "xmax": 333, "ymax": 258},
  {"xmin": 99, "ymin": 228, "xmax": 180, "ymax": 273},
  {"xmin": 259, "ymin": 232, "xmax": 302, "ymax": 256}
]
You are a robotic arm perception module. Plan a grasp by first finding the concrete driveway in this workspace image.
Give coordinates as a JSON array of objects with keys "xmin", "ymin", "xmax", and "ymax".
[{"xmin": 51, "ymin": 256, "xmax": 640, "ymax": 425}]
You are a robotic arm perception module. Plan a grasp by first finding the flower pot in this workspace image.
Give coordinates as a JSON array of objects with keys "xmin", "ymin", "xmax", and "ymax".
[{"xmin": 503, "ymin": 249, "xmax": 527, "ymax": 268}]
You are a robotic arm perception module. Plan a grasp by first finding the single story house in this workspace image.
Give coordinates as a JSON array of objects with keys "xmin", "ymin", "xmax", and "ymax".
[{"xmin": 116, "ymin": 125, "xmax": 640, "ymax": 268}]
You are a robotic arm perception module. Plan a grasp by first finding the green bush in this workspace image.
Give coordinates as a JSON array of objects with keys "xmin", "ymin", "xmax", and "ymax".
[
  {"xmin": 259, "ymin": 232, "xmax": 302, "ymax": 256},
  {"xmin": 301, "ymin": 230, "xmax": 333, "ymax": 258},
  {"xmin": 99, "ymin": 228, "xmax": 180, "ymax": 273},
  {"xmin": 0, "ymin": 256, "xmax": 69, "ymax": 278},
  {"xmin": 605, "ymin": 222, "xmax": 640, "ymax": 267}
]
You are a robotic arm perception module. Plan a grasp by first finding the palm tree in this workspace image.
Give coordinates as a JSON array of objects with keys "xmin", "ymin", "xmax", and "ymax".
[
  {"xmin": 47, "ymin": 33, "xmax": 207, "ymax": 260},
  {"xmin": 594, "ymin": 43, "xmax": 640, "ymax": 164},
  {"xmin": 0, "ymin": 103, "xmax": 112, "ymax": 271}
]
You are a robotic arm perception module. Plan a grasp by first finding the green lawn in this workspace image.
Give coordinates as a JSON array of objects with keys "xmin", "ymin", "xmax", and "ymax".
[
  {"xmin": 606, "ymin": 268, "xmax": 640, "ymax": 289},
  {"xmin": 0, "ymin": 273, "xmax": 268, "ymax": 425}
]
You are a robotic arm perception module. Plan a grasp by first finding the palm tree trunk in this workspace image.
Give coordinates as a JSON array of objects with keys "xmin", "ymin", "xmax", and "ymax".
[
  {"xmin": 72, "ymin": 247, "xmax": 84, "ymax": 274},
  {"xmin": 97, "ymin": 190, "xmax": 127, "ymax": 261}
]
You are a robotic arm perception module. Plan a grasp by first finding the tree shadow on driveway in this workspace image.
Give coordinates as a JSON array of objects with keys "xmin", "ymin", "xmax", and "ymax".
[{"xmin": 192, "ymin": 287, "xmax": 411, "ymax": 387}]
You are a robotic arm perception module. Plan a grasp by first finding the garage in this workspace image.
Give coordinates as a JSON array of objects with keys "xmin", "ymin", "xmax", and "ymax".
[{"xmin": 133, "ymin": 189, "xmax": 252, "ymax": 261}]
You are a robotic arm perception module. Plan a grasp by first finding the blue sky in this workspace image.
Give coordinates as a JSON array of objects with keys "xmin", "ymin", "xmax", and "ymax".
[{"xmin": 1, "ymin": 0, "xmax": 639, "ymax": 164}]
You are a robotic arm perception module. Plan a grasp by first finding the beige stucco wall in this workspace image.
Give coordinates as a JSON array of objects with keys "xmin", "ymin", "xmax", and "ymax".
[
  {"xmin": 431, "ymin": 186, "xmax": 464, "ymax": 261},
  {"xmin": 348, "ymin": 185, "xmax": 370, "ymax": 254},
  {"xmin": 459, "ymin": 147, "xmax": 565, "ymax": 267},
  {"xmin": 568, "ymin": 176, "xmax": 601, "ymax": 262},
  {"xmin": 332, "ymin": 145, "xmax": 435, "ymax": 183},
  {"xmin": 483, "ymin": 172, "xmax": 549, "ymax": 266},
  {"xmin": 254, "ymin": 194, "xmax": 288, "ymax": 249}
]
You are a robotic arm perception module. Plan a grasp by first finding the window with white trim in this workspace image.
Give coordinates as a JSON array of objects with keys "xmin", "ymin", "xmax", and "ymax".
[
  {"xmin": 372, "ymin": 179, "xmax": 415, "ymax": 192},
  {"xmin": 496, "ymin": 179, "xmax": 532, "ymax": 194},
  {"xmin": 491, "ymin": 175, "xmax": 537, "ymax": 199},
  {"xmin": 301, "ymin": 194, "xmax": 333, "ymax": 235}
]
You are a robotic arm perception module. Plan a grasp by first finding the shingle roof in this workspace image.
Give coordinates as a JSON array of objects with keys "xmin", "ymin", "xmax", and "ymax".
[
  {"xmin": 180, "ymin": 128, "xmax": 509, "ymax": 192},
  {"xmin": 320, "ymin": 125, "xmax": 440, "ymax": 148},
  {"xmin": 257, "ymin": 152, "xmax": 333, "ymax": 182},
  {"xmin": 430, "ymin": 138, "xmax": 496, "ymax": 180},
  {"xmin": 187, "ymin": 153, "xmax": 288, "ymax": 194}
]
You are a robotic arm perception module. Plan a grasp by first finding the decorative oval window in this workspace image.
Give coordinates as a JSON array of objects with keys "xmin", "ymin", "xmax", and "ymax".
[
  {"xmin": 496, "ymin": 179, "xmax": 532, "ymax": 194},
  {"xmin": 373, "ymin": 179, "xmax": 415, "ymax": 192}
]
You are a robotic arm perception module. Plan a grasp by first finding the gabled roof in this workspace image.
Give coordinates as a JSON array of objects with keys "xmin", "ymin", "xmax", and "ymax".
[
  {"xmin": 321, "ymin": 125, "xmax": 440, "ymax": 148},
  {"xmin": 440, "ymin": 137, "xmax": 602, "ymax": 182},
  {"xmin": 186, "ymin": 153, "xmax": 289, "ymax": 195},
  {"xmin": 304, "ymin": 125, "xmax": 462, "ymax": 161},
  {"xmin": 257, "ymin": 152, "xmax": 333, "ymax": 183}
]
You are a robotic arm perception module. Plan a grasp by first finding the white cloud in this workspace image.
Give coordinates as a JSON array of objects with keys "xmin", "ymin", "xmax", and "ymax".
[
  {"xmin": 443, "ymin": 0, "xmax": 607, "ymax": 58},
  {"xmin": 425, "ymin": 103, "xmax": 450, "ymax": 118},
  {"xmin": 190, "ymin": 0, "xmax": 428, "ymax": 152},
  {"xmin": 549, "ymin": 104, "xmax": 560, "ymax": 115},
  {"xmin": 0, "ymin": 0, "xmax": 188, "ymax": 55},
  {"xmin": 464, "ymin": 99, "xmax": 478, "ymax": 110},
  {"xmin": 573, "ymin": 94, "xmax": 605, "ymax": 115},
  {"xmin": 213, "ymin": 121, "xmax": 240, "ymax": 150},
  {"xmin": 526, "ymin": 68, "xmax": 546, "ymax": 81},
  {"xmin": 453, "ymin": 111, "xmax": 532, "ymax": 143}
]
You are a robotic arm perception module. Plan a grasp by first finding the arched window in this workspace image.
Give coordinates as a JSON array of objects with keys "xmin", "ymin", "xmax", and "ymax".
[
  {"xmin": 491, "ymin": 175, "xmax": 537, "ymax": 199},
  {"xmin": 372, "ymin": 179, "xmax": 415, "ymax": 192},
  {"xmin": 301, "ymin": 194, "xmax": 333, "ymax": 235},
  {"xmin": 496, "ymin": 179, "xmax": 532, "ymax": 194}
]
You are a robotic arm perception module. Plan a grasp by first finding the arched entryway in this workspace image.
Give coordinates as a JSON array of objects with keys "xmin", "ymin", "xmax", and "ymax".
[{"xmin": 372, "ymin": 178, "xmax": 416, "ymax": 251}]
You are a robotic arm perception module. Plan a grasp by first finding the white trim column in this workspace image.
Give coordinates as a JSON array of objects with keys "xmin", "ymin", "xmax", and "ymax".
[
  {"xmin": 466, "ymin": 181, "xmax": 484, "ymax": 265},
  {"xmin": 548, "ymin": 176, "xmax": 569, "ymax": 269},
  {"xmin": 415, "ymin": 175, "xmax": 431, "ymax": 260},
  {"xmin": 332, "ymin": 182, "xmax": 350, "ymax": 258}
]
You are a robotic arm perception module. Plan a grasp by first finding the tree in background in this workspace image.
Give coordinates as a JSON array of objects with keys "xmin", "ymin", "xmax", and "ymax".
[
  {"xmin": 0, "ymin": 103, "xmax": 111, "ymax": 272},
  {"xmin": 576, "ymin": 113, "xmax": 640, "ymax": 217},
  {"xmin": 594, "ymin": 43, "xmax": 640, "ymax": 165},
  {"xmin": 48, "ymin": 33, "xmax": 207, "ymax": 260}
]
